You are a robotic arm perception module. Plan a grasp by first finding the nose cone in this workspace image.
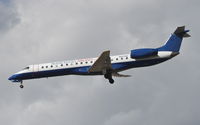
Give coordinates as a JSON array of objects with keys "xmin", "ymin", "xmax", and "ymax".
[
  {"xmin": 8, "ymin": 75, "xmax": 16, "ymax": 80},
  {"xmin": 8, "ymin": 74, "xmax": 20, "ymax": 82}
]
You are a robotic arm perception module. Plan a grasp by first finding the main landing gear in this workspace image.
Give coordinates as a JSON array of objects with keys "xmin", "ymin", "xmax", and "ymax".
[
  {"xmin": 109, "ymin": 78, "xmax": 114, "ymax": 84},
  {"xmin": 104, "ymin": 73, "xmax": 114, "ymax": 84},
  {"xmin": 20, "ymin": 81, "xmax": 24, "ymax": 89}
]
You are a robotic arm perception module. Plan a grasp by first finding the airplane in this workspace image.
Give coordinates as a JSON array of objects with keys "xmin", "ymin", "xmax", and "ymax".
[{"xmin": 8, "ymin": 26, "xmax": 190, "ymax": 88}]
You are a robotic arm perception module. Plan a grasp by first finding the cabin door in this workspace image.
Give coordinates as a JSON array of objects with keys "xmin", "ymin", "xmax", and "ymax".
[{"xmin": 33, "ymin": 64, "xmax": 39, "ymax": 72}]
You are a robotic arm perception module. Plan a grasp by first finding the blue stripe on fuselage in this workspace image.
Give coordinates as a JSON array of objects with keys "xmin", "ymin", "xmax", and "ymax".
[{"xmin": 12, "ymin": 57, "xmax": 171, "ymax": 81}]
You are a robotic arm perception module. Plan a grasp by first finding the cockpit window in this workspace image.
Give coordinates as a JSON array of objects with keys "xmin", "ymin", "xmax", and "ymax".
[{"xmin": 23, "ymin": 67, "xmax": 29, "ymax": 70}]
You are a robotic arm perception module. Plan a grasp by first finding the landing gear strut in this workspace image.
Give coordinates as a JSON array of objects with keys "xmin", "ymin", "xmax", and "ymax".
[
  {"xmin": 20, "ymin": 81, "xmax": 24, "ymax": 89},
  {"xmin": 104, "ymin": 74, "xmax": 109, "ymax": 79}
]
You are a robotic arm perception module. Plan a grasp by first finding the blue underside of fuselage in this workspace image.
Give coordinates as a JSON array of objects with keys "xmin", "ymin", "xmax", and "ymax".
[{"xmin": 10, "ymin": 58, "xmax": 170, "ymax": 82}]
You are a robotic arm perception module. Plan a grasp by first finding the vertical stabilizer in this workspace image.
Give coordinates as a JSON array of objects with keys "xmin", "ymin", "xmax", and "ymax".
[{"xmin": 158, "ymin": 26, "xmax": 190, "ymax": 52}]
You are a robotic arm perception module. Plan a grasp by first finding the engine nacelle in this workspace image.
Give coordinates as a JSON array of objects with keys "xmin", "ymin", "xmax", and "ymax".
[{"xmin": 131, "ymin": 48, "xmax": 158, "ymax": 59}]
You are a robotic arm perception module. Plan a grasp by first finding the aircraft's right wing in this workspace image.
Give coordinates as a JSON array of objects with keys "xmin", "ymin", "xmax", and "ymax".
[{"xmin": 88, "ymin": 50, "xmax": 112, "ymax": 73}]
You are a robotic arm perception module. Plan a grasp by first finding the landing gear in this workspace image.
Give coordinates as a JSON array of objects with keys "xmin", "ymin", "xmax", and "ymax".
[
  {"xmin": 20, "ymin": 81, "xmax": 24, "ymax": 89},
  {"xmin": 104, "ymin": 70, "xmax": 115, "ymax": 84},
  {"xmin": 20, "ymin": 84, "xmax": 24, "ymax": 88},
  {"xmin": 104, "ymin": 74, "xmax": 109, "ymax": 79},
  {"xmin": 109, "ymin": 78, "xmax": 114, "ymax": 84}
]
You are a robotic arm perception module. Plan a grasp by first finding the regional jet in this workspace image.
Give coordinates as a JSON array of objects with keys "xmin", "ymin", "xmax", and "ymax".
[{"xmin": 8, "ymin": 26, "xmax": 190, "ymax": 88}]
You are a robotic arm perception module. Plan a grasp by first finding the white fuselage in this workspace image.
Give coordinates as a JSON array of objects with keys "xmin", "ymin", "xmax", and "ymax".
[{"xmin": 9, "ymin": 51, "xmax": 176, "ymax": 83}]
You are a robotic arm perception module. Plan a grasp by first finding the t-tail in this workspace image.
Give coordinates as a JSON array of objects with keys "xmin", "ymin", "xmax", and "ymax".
[{"xmin": 158, "ymin": 26, "xmax": 190, "ymax": 52}]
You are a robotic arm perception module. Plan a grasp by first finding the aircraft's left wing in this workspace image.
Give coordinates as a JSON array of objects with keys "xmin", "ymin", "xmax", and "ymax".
[
  {"xmin": 88, "ymin": 50, "xmax": 112, "ymax": 73},
  {"xmin": 112, "ymin": 72, "xmax": 131, "ymax": 77}
]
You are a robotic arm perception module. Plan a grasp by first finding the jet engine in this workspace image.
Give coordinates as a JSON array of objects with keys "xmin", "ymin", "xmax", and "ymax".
[{"xmin": 131, "ymin": 48, "xmax": 158, "ymax": 59}]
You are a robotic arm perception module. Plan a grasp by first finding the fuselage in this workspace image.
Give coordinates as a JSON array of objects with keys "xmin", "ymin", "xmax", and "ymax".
[
  {"xmin": 8, "ymin": 26, "xmax": 190, "ymax": 86},
  {"xmin": 8, "ymin": 51, "xmax": 178, "ymax": 82}
]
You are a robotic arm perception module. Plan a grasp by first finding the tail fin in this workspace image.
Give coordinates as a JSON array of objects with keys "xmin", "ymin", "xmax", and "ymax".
[{"xmin": 158, "ymin": 26, "xmax": 190, "ymax": 52}]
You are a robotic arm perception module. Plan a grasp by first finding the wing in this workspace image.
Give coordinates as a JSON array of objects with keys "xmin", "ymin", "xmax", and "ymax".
[
  {"xmin": 112, "ymin": 72, "xmax": 131, "ymax": 77},
  {"xmin": 88, "ymin": 50, "xmax": 112, "ymax": 73}
]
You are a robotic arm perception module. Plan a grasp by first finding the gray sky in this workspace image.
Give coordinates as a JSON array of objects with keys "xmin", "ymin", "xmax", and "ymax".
[{"xmin": 0, "ymin": 0, "xmax": 200, "ymax": 125}]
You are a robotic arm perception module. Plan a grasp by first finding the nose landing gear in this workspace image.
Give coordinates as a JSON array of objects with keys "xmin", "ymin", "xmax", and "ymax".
[{"xmin": 20, "ymin": 81, "xmax": 24, "ymax": 89}]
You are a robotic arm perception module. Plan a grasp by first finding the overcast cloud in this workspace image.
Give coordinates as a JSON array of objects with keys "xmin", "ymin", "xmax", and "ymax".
[{"xmin": 0, "ymin": 0, "xmax": 200, "ymax": 125}]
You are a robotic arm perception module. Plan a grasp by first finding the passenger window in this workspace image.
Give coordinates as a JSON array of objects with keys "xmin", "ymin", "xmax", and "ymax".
[
  {"xmin": 61, "ymin": 64, "xmax": 63, "ymax": 66},
  {"xmin": 76, "ymin": 62, "xmax": 78, "ymax": 65},
  {"xmin": 90, "ymin": 61, "xmax": 93, "ymax": 63},
  {"xmin": 116, "ymin": 58, "xmax": 118, "ymax": 60},
  {"xmin": 51, "ymin": 65, "xmax": 53, "ymax": 68},
  {"xmin": 80, "ymin": 62, "xmax": 83, "ymax": 64},
  {"xmin": 41, "ymin": 66, "xmax": 44, "ymax": 69},
  {"xmin": 46, "ymin": 66, "xmax": 48, "ymax": 68},
  {"xmin": 85, "ymin": 62, "xmax": 88, "ymax": 64},
  {"xmin": 121, "ymin": 57, "xmax": 123, "ymax": 60},
  {"xmin": 126, "ymin": 57, "xmax": 128, "ymax": 59}
]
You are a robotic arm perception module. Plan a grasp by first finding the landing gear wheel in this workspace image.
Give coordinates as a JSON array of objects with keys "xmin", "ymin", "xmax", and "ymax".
[
  {"xmin": 109, "ymin": 79, "xmax": 114, "ymax": 84},
  {"xmin": 20, "ymin": 85, "xmax": 24, "ymax": 88},
  {"xmin": 20, "ymin": 81, "xmax": 24, "ymax": 89}
]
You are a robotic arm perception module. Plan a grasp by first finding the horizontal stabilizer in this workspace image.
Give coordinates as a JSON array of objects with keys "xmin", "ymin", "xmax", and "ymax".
[
  {"xmin": 183, "ymin": 33, "xmax": 191, "ymax": 37},
  {"xmin": 174, "ymin": 26, "xmax": 191, "ymax": 38}
]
